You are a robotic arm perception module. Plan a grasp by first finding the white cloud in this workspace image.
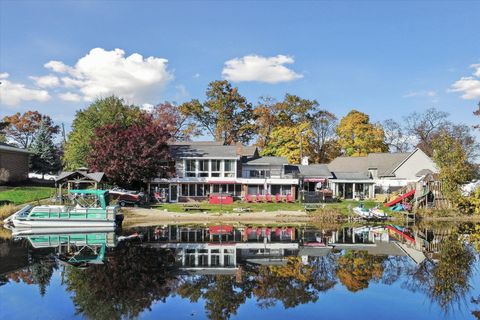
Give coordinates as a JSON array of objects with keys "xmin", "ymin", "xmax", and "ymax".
[
  {"xmin": 29, "ymin": 74, "xmax": 60, "ymax": 88},
  {"xmin": 59, "ymin": 92, "xmax": 82, "ymax": 102},
  {"xmin": 403, "ymin": 90, "xmax": 437, "ymax": 98},
  {"xmin": 222, "ymin": 54, "xmax": 303, "ymax": 83},
  {"xmin": 0, "ymin": 73, "xmax": 51, "ymax": 106},
  {"xmin": 450, "ymin": 63, "xmax": 480, "ymax": 100},
  {"xmin": 43, "ymin": 48, "xmax": 173, "ymax": 103}
]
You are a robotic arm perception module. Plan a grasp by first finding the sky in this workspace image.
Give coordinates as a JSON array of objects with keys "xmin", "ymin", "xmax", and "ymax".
[{"xmin": 0, "ymin": 0, "xmax": 479, "ymax": 135}]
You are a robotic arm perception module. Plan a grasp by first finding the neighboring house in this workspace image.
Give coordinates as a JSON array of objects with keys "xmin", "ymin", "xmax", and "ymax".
[
  {"xmin": 327, "ymin": 148, "xmax": 438, "ymax": 199},
  {"xmin": 0, "ymin": 142, "xmax": 30, "ymax": 184}
]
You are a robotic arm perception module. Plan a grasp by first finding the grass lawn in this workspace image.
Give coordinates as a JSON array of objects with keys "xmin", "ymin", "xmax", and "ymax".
[
  {"xmin": 149, "ymin": 199, "xmax": 382, "ymax": 214},
  {"xmin": 0, "ymin": 186, "xmax": 56, "ymax": 205}
]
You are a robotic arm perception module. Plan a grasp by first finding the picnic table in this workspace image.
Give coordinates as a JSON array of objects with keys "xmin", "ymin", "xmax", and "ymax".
[
  {"xmin": 182, "ymin": 203, "xmax": 203, "ymax": 211},
  {"xmin": 304, "ymin": 203, "xmax": 325, "ymax": 212}
]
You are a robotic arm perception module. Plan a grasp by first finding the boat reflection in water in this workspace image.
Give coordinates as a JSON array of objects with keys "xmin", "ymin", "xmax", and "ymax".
[{"xmin": 1, "ymin": 222, "xmax": 479, "ymax": 320}]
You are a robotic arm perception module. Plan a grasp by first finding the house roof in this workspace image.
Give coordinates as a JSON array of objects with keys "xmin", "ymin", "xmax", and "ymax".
[
  {"xmin": 0, "ymin": 142, "xmax": 31, "ymax": 154},
  {"xmin": 328, "ymin": 151, "xmax": 412, "ymax": 178},
  {"xmin": 297, "ymin": 164, "xmax": 333, "ymax": 178},
  {"xmin": 333, "ymin": 172, "xmax": 371, "ymax": 180},
  {"xmin": 55, "ymin": 171, "xmax": 106, "ymax": 183},
  {"xmin": 244, "ymin": 156, "xmax": 289, "ymax": 166},
  {"xmin": 169, "ymin": 143, "xmax": 239, "ymax": 158},
  {"xmin": 170, "ymin": 141, "xmax": 225, "ymax": 146},
  {"xmin": 239, "ymin": 146, "xmax": 257, "ymax": 157}
]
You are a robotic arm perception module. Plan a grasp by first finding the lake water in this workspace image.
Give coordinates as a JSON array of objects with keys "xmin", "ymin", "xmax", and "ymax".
[{"xmin": 1, "ymin": 222, "xmax": 480, "ymax": 320}]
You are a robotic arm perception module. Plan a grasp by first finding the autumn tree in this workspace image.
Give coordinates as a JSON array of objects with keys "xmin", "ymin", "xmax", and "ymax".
[
  {"xmin": 30, "ymin": 123, "xmax": 61, "ymax": 177},
  {"xmin": 253, "ymin": 97, "xmax": 281, "ymax": 148},
  {"xmin": 405, "ymin": 108, "xmax": 450, "ymax": 156},
  {"xmin": 432, "ymin": 129, "xmax": 475, "ymax": 204},
  {"xmin": 63, "ymin": 96, "xmax": 143, "ymax": 170},
  {"xmin": 87, "ymin": 114, "xmax": 171, "ymax": 187},
  {"xmin": 151, "ymin": 102, "xmax": 200, "ymax": 141},
  {"xmin": 382, "ymin": 119, "xmax": 412, "ymax": 152},
  {"xmin": 307, "ymin": 110, "xmax": 341, "ymax": 163},
  {"xmin": 2, "ymin": 111, "xmax": 59, "ymax": 148},
  {"xmin": 336, "ymin": 110, "xmax": 387, "ymax": 156},
  {"xmin": 0, "ymin": 121, "xmax": 8, "ymax": 143},
  {"xmin": 179, "ymin": 80, "xmax": 255, "ymax": 144},
  {"xmin": 260, "ymin": 95, "xmax": 320, "ymax": 163},
  {"xmin": 474, "ymin": 101, "xmax": 480, "ymax": 130}
]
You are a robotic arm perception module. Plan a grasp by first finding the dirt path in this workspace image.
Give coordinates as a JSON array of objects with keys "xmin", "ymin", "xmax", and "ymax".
[{"xmin": 122, "ymin": 208, "xmax": 313, "ymax": 227}]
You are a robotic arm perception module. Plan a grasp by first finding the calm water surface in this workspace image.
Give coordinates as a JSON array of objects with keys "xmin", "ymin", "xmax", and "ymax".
[{"xmin": 1, "ymin": 223, "xmax": 480, "ymax": 320}]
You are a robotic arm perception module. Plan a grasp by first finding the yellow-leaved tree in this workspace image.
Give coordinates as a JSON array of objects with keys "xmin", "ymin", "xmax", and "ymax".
[{"xmin": 336, "ymin": 110, "xmax": 387, "ymax": 156}]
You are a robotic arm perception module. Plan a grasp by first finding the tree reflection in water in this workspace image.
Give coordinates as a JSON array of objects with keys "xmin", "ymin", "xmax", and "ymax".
[
  {"xmin": 336, "ymin": 251, "xmax": 385, "ymax": 292},
  {"xmin": 65, "ymin": 242, "xmax": 176, "ymax": 320},
  {"xmin": 404, "ymin": 234, "xmax": 476, "ymax": 314}
]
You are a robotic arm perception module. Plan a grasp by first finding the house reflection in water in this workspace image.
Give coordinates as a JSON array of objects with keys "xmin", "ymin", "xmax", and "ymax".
[{"xmin": 140, "ymin": 224, "xmax": 427, "ymax": 273}]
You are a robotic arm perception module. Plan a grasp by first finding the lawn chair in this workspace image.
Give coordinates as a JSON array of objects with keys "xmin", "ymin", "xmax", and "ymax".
[
  {"xmin": 245, "ymin": 194, "xmax": 253, "ymax": 203},
  {"xmin": 153, "ymin": 192, "xmax": 163, "ymax": 203},
  {"xmin": 265, "ymin": 194, "xmax": 273, "ymax": 202},
  {"xmin": 275, "ymin": 193, "xmax": 282, "ymax": 203},
  {"xmin": 256, "ymin": 193, "xmax": 264, "ymax": 202},
  {"xmin": 285, "ymin": 193, "xmax": 294, "ymax": 203}
]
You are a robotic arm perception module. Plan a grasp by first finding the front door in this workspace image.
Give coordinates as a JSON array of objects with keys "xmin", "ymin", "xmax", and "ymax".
[{"xmin": 169, "ymin": 184, "xmax": 178, "ymax": 202}]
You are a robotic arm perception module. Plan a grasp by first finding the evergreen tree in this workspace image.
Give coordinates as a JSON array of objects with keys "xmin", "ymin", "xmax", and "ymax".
[{"xmin": 30, "ymin": 123, "xmax": 61, "ymax": 178}]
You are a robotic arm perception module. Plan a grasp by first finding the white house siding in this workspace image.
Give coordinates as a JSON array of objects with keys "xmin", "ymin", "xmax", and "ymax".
[{"xmin": 393, "ymin": 149, "xmax": 438, "ymax": 180}]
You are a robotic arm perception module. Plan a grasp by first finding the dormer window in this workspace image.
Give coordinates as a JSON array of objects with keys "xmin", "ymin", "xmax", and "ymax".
[{"xmin": 368, "ymin": 168, "xmax": 378, "ymax": 179}]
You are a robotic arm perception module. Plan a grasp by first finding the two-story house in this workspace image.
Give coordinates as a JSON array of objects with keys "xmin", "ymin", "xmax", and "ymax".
[{"xmin": 148, "ymin": 142, "xmax": 298, "ymax": 202}]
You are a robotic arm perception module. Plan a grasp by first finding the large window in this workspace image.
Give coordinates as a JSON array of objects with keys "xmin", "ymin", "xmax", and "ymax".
[
  {"xmin": 180, "ymin": 184, "xmax": 209, "ymax": 197},
  {"xmin": 211, "ymin": 160, "xmax": 221, "ymax": 177},
  {"xmin": 185, "ymin": 160, "xmax": 196, "ymax": 177},
  {"xmin": 249, "ymin": 169, "xmax": 270, "ymax": 178},
  {"xmin": 224, "ymin": 160, "xmax": 235, "ymax": 177},
  {"xmin": 198, "ymin": 160, "xmax": 209, "ymax": 177}
]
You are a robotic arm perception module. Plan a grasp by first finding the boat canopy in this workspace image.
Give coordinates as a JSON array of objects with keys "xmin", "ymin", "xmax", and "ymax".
[{"xmin": 69, "ymin": 189, "xmax": 109, "ymax": 209}]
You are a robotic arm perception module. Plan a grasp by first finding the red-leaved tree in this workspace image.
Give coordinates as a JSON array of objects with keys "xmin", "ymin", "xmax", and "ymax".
[{"xmin": 87, "ymin": 115, "xmax": 171, "ymax": 187}]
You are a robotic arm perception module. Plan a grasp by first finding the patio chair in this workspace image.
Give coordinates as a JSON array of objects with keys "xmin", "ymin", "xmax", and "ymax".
[
  {"xmin": 245, "ymin": 194, "xmax": 253, "ymax": 203},
  {"xmin": 256, "ymin": 193, "xmax": 264, "ymax": 202},
  {"xmin": 286, "ymin": 194, "xmax": 294, "ymax": 203},
  {"xmin": 265, "ymin": 194, "xmax": 273, "ymax": 202},
  {"xmin": 275, "ymin": 193, "xmax": 282, "ymax": 203}
]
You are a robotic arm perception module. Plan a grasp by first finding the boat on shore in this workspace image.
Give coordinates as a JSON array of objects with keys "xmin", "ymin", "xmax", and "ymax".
[{"xmin": 3, "ymin": 189, "xmax": 121, "ymax": 228}]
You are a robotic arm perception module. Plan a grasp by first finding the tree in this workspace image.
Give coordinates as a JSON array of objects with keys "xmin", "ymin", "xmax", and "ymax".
[
  {"xmin": 405, "ymin": 108, "xmax": 450, "ymax": 156},
  {"xmin": 179, "ymin": 80, "xmax": 256, "ymax": 144},
  {"xmin": 432, "ymin": 129, "xmax": 475, "ymax": 203},
  {"xmin": 253, "ymin": 97, "xmax": 281, "ymax": 148},
  {"xmin": 2, "ymin": 111, "xmax": 59, "ymax": 148},
  {"xmin": 0, "ymin": 121, "xmax": 8, "ymax": 143},
  {"xmin": 63, "ymin": 96, "xmax": 143, "ymax": 170},
  {"xmin": 382, "ymin": 119, "xmax": 412, "ymax": 152},
  {"xmin": 151, "ymin": 102, "xmax": 200, "ymax": 141},
  {"xmin": 30, "ymin": 123, "xmax": 61, "ymax": 177},
  {"xmin": 260, "ymin": 95, "xmax": 320, "ymax": 162},
  {"xmin": 308, "ymin": 110, "xmax": 341, "ymax": 163},
  {"xmin": 87, "ymin": 114, "xmax": 171, "ymax": 187},
  {"xmin": 336, "ymin": 110, "xmax": 387, "ymax": 156},
  {"xmin": 261, "ymin": 122, "xmax": 312, "ymax": 163}
]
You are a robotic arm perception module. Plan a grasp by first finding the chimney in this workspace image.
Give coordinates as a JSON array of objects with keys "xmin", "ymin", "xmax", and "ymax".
[{"xmin": 235, "ymin": 141, "xmax": 243, "ymax": 156}]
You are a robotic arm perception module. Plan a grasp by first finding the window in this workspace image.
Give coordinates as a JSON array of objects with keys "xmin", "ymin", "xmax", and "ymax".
[
  {"xmin": 181, "ymin": 184, "xmax": 188, "ymax": 196},
  {"xmin": 249, "ymin": 170, "xmax": 270, "ymax": 178},
  {"xmin": 188, "ymin": 184, "xmax": 196, "ymax": 197},
  {"xmin": 197, "ymin": 184, "xmax": 205, "ymax": 196},
  {"xmin": 211, "ymin": 160, "xmax": 221, "ymax": 177},
  {"xmin": 185, "ymin": 160, "xmax": 196, "ymax": 177},
  {"xmin": 224, "ymin": 160, "xmax": 235, "ymax": 177},
  {"xmin": 198, "ymin": 160, "xmax": 209, "ymax": 177}
]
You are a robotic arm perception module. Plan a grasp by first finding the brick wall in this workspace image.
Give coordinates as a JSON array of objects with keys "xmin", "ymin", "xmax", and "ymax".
[{"xmin": 0, "ymin": 151, "xmax": 29, "ymax": 184}]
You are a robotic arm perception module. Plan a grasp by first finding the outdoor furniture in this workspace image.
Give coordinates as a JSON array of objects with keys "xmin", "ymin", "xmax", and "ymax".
[
  {"xmin": 245, "ymin": 194, "xmax": 253, "ymax": 203},
  {"xmin": 265, "ymin": 194, "xmax": 273, "ymax": 202},
  {"xmin": 275, "ymin": 193, "xmax": 282, "ymax": 203},
  {"xmin": 286, "ymin": 194, "xmax": 294, "ymax": 203},
  {"xmin": 182, "ymin": 203, "xmax": 202, "ymax": 211},
  {"xmin": 256, "ymin": 193, "xmax": 264, "ymax": 202},
  {"xmin": 233, "ymin": 207, "xmax": 252, "ymax": 213},
  {"xmin": 304, "ymin": 203, "xmax": 324, "ymax": 212}
]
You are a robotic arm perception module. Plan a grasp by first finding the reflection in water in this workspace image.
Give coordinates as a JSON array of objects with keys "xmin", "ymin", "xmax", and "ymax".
[{"xmin": 1, "ymin": 223, "xmax": 480, "ymax": 319}]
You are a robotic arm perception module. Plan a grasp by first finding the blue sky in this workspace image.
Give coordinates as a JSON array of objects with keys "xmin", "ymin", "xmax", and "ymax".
[{"xmin": 0, "ymin": 1, "xmax": 479, "ymax": 133}]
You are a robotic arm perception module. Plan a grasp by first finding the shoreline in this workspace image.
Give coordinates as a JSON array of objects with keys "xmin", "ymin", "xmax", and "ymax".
[{"xmin": 121, "ymin": 208, "xmax": 480, "ymax": 227}]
